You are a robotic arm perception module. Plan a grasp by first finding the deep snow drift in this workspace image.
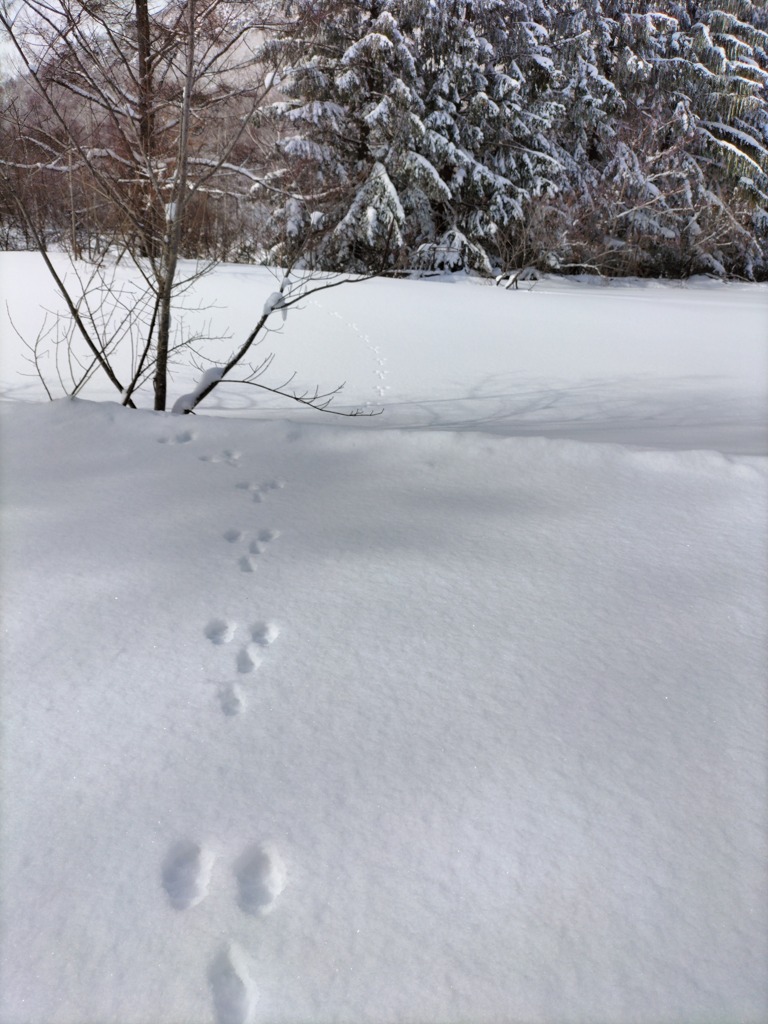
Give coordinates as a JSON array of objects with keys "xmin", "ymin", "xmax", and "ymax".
[{"xmin": 0, "ymin": 256, "xmax": 766, "ymax": 1024}]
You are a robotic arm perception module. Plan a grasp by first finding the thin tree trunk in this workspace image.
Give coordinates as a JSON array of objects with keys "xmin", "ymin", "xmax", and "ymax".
[
  {"xmin": 136, "ymin": 0, "xmax": 152, "ymax": 156},
  {"xmin": 153, "ymin": 0, "xmax": 196, "ymax": 411},
  {"xmin": 135, "ymin": 0, "xmax": 157, "ymax": 258}
]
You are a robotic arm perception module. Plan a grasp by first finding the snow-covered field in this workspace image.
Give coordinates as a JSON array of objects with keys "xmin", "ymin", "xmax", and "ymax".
[{"xmin": 0, "ymin": 253, "xmax": 766, "ymax": 1024}]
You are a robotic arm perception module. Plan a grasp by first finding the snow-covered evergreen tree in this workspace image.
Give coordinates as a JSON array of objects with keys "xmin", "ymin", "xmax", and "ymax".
[
  {"xmin": 524, "ymin": 0, "xmax": 627, "ymax": 271},
  {"xmin": 261, "ymin": 1, "xmax": 426, "ymax": 269},
  {"xmin": 676, "ymin": 0, "xmax": 768, "ymax": 274},
  {"xmin": 264, "ymin": 0, "xmax": 560, "ymax": 273},
  {"xmin": 540, "ymin": 0, "xmax": 767, "ymax": 276},
  {"xmin": 609, "ymin": 0, "xmax": 768, "ymax": 276},
  {"xmin": 408, "ymin": 0, "xmax": 559, "ymax": 272}
]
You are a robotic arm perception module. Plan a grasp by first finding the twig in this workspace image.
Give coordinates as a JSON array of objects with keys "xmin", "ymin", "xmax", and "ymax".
[{"xmin": 226, "ymin": 376, "xmax": 383, "ymax": 417}]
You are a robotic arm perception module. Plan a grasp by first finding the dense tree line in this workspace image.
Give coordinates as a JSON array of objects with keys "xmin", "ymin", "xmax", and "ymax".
[{"xmin": 2, "ymin": 0, "xmax": 767, "ymax": 279}]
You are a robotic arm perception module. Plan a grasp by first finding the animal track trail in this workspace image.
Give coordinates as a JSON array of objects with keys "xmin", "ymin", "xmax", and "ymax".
[
  {"xmin": 205, "ymin": 619, "xmax": 236, "ymax": 646},
  {"xmin": 220, "ymin": 520, "xmax": 280, "ymax": 570},
  {"xmin": 208, "ymin": 473, "xmax": 286, "ymax": 712},
  {"xmin": 236, "ymin": 645, "xmax": 262, "ymax": 674},
  {"xmin": 213, "ymin": 622, "xmax": 281, "ymax": 715},
  {"xmin": 249, "ymin": 529, "xmax": 281, "ymax": 555},
  {"xmin": 218, "ymin": 683, "xmax": 245, "ymax": 717},
  {"xmin": 234, "ymin": 843, "xmax": 287, "ymax": 916},
  {"xmin": 314, "ymin": 304, "xmax": 389, "ymax": 398},
  {"xmin": 200, "ymin": 449, "xmax": 241, "ymax": 466},
  {"xmin": 209, "ymin": 944, "xmax": 259, "ymax": 1024},
  {"xmin": 235, "ymin": 479, "xmax": 286, "ymax": 503},
  {"xmin": 251, "ymin": 621, "xmax": 279, "ymax": 646},
  {"xmin": 157, "ymin": 429, "xmax": 196, "ymax": 445},
  {"xmin": 161, "ymin": 840, "xmax": 215, "ymax": 910},
  {"xmin": 205, "ymin": 844, "xmax": 288, "ymax": 1021},
  {"xmin": 219, "ymin": 528, "xmax": 259, "ymax": 570}
]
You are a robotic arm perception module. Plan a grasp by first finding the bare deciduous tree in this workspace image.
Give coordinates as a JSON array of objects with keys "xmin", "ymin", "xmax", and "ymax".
[{"xmin": 0, "ymin": 0, "xmax": 328, "ymax": 412}]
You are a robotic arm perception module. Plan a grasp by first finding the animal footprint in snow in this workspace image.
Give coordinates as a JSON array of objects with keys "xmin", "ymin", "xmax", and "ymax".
[
  {"xmin": 249, "ymin": 529, "xmax": 280, "ymax": 555},
  {"xmin": 219, "ymin": 527, "xmax": 259, "ymax": 570},
  {"xmin": 253, "ymin": 479, "xmax": 286, "ymax": 503},
  {"xmin": 235, "ymin": 480, "xmax": 285, "ymax": 502},
  {"xmin": 205, "ymin": 619, "xmax": 236, "ymax": 645},
  {"xmin": 200, "ymin": 449, "xmax": 241, "ymax": 466},
  {"xmin": 251, "ymin": 621, "xmax": 279, "ymax": 646},
  {"xmin": 235, "ymin": 843, "xmax": 287, "ymax": 916},
  {"xmin": 161, "ymin": 840, "xmax": 214, "ymax": 910},
  {"xmin": 236, "ymin": 645, "xmax": 262, "ymax": 674},
  {"xmin": 209, "ymin": 943, "xmax": 259, "ymax": 1024},
  {"xmin": 157, "ymin": 429, "xmax": 196, "ymax": 445},
  {"xmin": 218, "ymin": 683, "xmax": 245, "ymax": 717}
]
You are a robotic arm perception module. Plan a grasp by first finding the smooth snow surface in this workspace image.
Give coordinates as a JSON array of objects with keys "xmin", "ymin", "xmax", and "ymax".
[
  {"xmin": 0, "ymin": 256, "xmax": 766, "ymax": 1024},
  {"xmin": 1, "ymin": 253, "xmax": 766, "ymax": 454}
]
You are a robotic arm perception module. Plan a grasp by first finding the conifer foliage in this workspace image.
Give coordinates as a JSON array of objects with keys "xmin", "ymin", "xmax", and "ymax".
[{"xmin": 260, "ymin": 0, "xmax": 767, "ymax": 277}]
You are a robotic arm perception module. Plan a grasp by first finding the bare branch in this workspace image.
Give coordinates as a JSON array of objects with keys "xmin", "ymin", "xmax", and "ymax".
[{"xmin": 216, "ymin": 377, "xmax": 382, "ymax": 417}]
